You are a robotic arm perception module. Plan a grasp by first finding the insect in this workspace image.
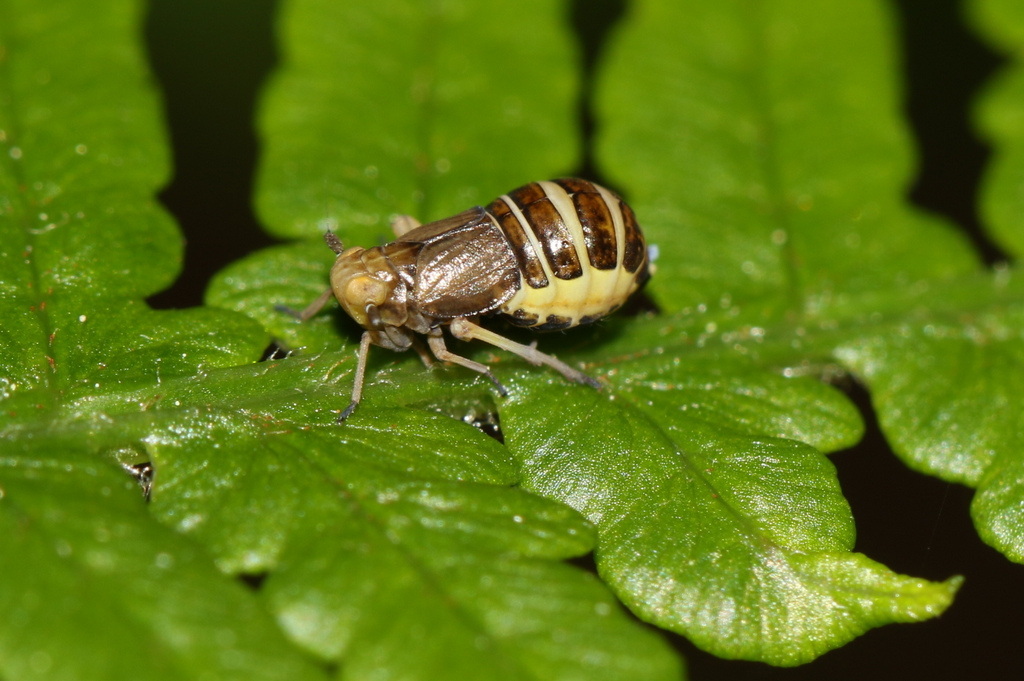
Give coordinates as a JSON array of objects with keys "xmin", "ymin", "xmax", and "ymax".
[{"xmin": 296, "ymin": 178, "xmax": 650, "ymax": 422}]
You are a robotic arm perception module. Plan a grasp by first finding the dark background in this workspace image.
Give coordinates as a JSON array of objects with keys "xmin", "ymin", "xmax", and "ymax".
[{"xmin": 143, "ymin": 0, "xmax": 1021, "ymax": 678}]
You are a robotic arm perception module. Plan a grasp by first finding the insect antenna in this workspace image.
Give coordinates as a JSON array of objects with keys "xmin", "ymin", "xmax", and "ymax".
[
  {"xmin": 324, "ymin": 231, "xmax": 345, "ymax": 254},
  {"xmin": 276, "ymin": 231, "xmax": 346, "ymax": 321}
]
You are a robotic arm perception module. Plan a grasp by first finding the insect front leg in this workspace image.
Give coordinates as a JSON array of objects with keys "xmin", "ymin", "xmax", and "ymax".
[
  {"xmin": 448, "ymin": 318, "xmax": 601, "ymax": 389},
  {"xmin": 426, "ymin": 330, "xmax": 509, "ymax": 396},
  {"xmin": 337, "ymin": 331, "xmax": 373, "ymax": 423}
]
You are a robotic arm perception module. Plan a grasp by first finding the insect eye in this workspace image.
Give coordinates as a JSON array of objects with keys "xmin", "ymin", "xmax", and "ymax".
[{"xmin": 345, "ymin": 275, "xmax": 388, "ymax": 306}]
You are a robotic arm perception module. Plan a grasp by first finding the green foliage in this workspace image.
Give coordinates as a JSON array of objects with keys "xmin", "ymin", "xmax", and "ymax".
[
  {"xmin": 1, "ymin": 446, "xmax": 326, "ymax": 681},
  {"xmin": 255, "ymin": 0, "xmax": 580, "ymax": 238},
  {"xmin": 2, "ymin": 0, "xmax": 1023, "ymax": 678}
]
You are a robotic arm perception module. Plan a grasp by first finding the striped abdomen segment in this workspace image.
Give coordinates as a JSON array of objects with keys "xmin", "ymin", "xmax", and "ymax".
[{"xmin": 485, "ymin": 179, "xmax": 649, "ymax": 331}]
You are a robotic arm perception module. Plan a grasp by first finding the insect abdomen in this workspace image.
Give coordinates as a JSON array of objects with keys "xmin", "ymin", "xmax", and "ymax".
[{"xmin": 485, "ymin": 179, "xmax": 649, "ymax": 331}]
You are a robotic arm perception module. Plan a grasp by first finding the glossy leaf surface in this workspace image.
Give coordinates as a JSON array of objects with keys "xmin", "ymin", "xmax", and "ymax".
[{"xmin": 6, "ymin": 0, "xmax": 1024, "ymax": 677}]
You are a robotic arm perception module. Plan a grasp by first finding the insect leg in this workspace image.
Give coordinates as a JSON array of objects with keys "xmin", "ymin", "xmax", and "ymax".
[
  {"xmin": 391, "ymin": 215, "xmax": 421, "ymax": 237},
  {"xmin": 410, "ymin": 336, "xmax": 435, "ymax": 368},
  {"xmin": 338, "ymin": 331, "xmax": 373, "ymax": 423},
  {"xmin": 449, "ymin": 318, "xmax": 601, "ymax": 389},
  {"xmin": 426, "ymin": 331, "xmax": 509, "ymax": 396}
]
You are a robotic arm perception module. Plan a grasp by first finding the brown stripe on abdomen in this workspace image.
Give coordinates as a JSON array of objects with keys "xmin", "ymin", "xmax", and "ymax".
[
  {"xmin": 507, "ymin": 181, "xmax": 586, "ymax": 281},
  {"xmin": 534, "ymin": 314, "xmax": 574, "ymax": 331},
  {"xmin": 487, "ymin": 198, "xmax": 549, "ymax": 289},
  {"xmin": 521, "ymin": 198, "xmax": 583, "ymax": 280},
  {"xmin": 506, "ymin": 308, "xmax": 540, "ymax": 327},
  {"xmin": 620, "ymin": 201, "xmax": 645, "ymax": 273},
  {"xmin": 553, "ymin": 178, "xmax": 618, "ymax": 271},
  {"xmin": 507, "ymin": 182, "xmax": 548, "ymax": 208},
  {"xmin": 552, "ymin": 177, "xmax": 594, "ymax": 194},
  {"xmin": 572, "ymin": 190, "xmax": 617, "ymax": 270}
]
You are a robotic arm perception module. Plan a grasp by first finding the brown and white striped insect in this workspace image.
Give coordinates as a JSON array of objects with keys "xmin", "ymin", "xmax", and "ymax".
[{"xmin": 297, "ymin": 178, "xmax": 651, "ymax": 421}]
